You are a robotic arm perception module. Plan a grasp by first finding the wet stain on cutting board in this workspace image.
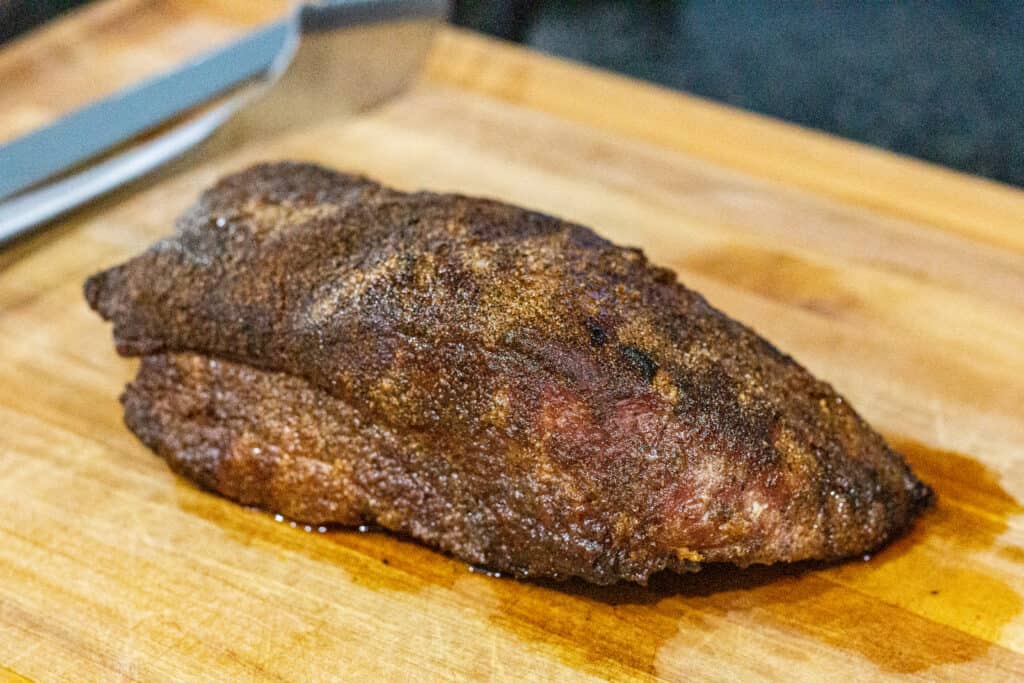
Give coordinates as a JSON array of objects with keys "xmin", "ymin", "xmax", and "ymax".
[
  {"xmin": 485, "ymin": 438, "xmax": 1023, "ymax": 676},
  {"xmin": 173, "ymin": 437, "xmax": 1021, "ymax": 677},
  {"xmin": 1000, "ymin": 545, "xmax": 1024, "ymax": 565}
]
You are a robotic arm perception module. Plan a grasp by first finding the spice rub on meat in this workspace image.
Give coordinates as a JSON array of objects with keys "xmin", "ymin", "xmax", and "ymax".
[{"xmin": 86, "ymin": 162, "xmax": 932, "ymax": 584}]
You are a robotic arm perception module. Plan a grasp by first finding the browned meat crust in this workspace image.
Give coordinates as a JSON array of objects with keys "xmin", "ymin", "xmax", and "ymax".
[{"xmin": 86, "ymin": 162, "xmax": 931, "ymax": 584}]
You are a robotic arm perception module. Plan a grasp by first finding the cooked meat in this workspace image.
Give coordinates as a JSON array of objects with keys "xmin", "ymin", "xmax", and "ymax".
[{"xmin": 86, "ymin": 162, "xmax": 931, "ymax": 584}]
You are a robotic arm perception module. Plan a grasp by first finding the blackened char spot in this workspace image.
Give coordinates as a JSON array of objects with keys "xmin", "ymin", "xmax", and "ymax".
[
  {"xmin": 584, "ymin": 317, "xmax": 608, "ymax": 347},
  {"xmin": 673, "ymin": 368, "xmax": 781, "ymax": 469},
  {"xmin": 620, "ymin": 345, "xmax": 658, "ymax": 383}
]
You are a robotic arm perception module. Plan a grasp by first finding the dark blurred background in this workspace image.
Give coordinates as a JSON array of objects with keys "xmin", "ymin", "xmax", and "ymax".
[{"xmin": 4, "ymin": 0, "xmax": 1022, "ymax": 187}]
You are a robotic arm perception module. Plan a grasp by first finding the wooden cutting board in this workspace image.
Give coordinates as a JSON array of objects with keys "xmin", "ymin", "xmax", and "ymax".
[{"xmin": 3, "ymin": 2, "xmax": 1024, "ymax": 680}]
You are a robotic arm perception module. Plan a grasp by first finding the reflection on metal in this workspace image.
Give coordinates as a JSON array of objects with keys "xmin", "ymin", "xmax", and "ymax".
[{"xmin": 0, "ymin": 0, "xmax": 449, "ymax": 245}]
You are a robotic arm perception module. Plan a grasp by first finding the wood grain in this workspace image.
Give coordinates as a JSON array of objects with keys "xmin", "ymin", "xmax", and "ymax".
[
  {"xmin": 0, "ymin": 0, "xmax": 287, "ymax": 143},
  {"xmin": 2, "ymin": 1, "xmax": 1024, "ymax": 680},
  {"xmin": 424, "ymin": 29, "xmax": 1024, "ymax": 254}
]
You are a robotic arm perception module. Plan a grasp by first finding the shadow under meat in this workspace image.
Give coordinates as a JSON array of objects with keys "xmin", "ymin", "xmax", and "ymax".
[{"xmin": 529, "ymin": 560, "xmax": 822, "ymax": 606}]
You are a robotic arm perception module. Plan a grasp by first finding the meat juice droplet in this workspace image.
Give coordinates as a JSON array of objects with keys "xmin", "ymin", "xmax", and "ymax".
[
  {"xmin": 468, "ymin": 565, "xmax": 502, "ymax": 578},
  {"xmin": 268, "ymin": 512, "xmax": 347, "ymax": 534}
]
